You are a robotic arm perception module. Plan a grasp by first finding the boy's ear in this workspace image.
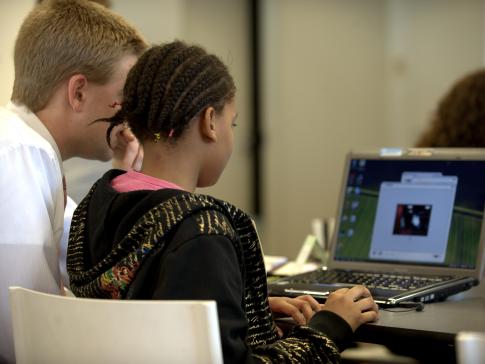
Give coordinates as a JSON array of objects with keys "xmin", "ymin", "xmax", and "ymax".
[
  {"xmin": 199, "ymin": 106, "xmax": 217, "ymax": 142},
  {"xmin": 67, "ymin": 74, "xmax": 88, "ymax": 112}
]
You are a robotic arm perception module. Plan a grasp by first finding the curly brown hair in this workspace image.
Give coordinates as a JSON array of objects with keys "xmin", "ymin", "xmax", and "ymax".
[
  {"xmin": 106, "ymin": 41, "xmax": 236, "ymax": 144},
  {"xmin": 416, "ymin": 69, "xmax": 485, "ymax": 147}
]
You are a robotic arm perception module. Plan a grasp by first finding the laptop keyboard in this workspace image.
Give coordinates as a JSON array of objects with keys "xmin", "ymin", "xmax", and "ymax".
[{"xmin": 289, "ymin": 269, "xmax": 452, "ymax": 291}]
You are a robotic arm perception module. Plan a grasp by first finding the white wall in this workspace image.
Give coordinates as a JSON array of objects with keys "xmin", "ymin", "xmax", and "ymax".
[
  {"xmin": 0, "ymin": 0, "xmax": 35, "ymax": 105},
  {"xmin": 262, "ymin": 0, "xmax": 388, "ymax": 256},
  {"xmin": 113, "ymin": 0, "xmax": 183, "ymax": 43}
]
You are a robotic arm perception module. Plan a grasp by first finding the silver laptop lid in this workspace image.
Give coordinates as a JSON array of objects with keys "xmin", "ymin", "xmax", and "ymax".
[{"xmin": 329, "ymin": 148, "xmax": 485, "ymax": 279}]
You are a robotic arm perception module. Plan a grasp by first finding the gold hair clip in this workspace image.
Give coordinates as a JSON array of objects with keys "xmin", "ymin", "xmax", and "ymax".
[{"xmin": 154, "ymin": 132, "xmax": 161, "ymax": 143}]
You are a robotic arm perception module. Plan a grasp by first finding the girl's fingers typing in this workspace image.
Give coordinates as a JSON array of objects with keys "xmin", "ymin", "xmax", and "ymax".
[
  {"xmin": 356, "ymin": 296, "xmax": 377, "ymax": 312},
  {"xmin": 294, "ymin": 295, "xmax": 322, "ymax": 313},
  {"xmin": 360, "ymin": 309, "xmax": 379, "ymax": 324},
  {"xmin": 347, "ymin": 285, "xmax": 372, "ymax": 301}
]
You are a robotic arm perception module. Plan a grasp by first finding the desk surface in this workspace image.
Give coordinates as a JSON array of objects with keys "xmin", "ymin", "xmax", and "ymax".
[{"xmin": 355, "ymin": 283, "xmax": 485, "ymax": 363}]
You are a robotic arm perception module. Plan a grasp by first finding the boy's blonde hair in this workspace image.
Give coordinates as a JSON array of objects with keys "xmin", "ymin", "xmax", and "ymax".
[{"xmin": 12, "ymin": 0, "xmax": 147, "ymax": 112}]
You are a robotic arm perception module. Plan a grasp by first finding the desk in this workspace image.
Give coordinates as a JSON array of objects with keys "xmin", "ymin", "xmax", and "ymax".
[{"xmin": 355, "ymin": 283, "xmax": 485, "ymax": 363}]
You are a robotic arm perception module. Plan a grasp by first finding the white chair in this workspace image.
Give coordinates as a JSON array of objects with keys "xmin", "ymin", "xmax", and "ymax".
[
  {"xmin": 9, "ymin": 286, "xmax": 223, "ymax": 364},
  {"xmin": 456, "ymin": 331, "xmax": 485, "ymax": 364}
]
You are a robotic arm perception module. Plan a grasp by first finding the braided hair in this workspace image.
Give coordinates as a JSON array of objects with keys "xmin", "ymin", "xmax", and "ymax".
[{"xmin": 107, "ymin": 41, "xmax": 236, "ymax": 146}]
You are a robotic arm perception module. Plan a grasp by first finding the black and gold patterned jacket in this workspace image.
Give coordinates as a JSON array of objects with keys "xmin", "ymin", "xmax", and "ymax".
[{"xmin": 67, "ymin": 170, "xmax": 351, "ymax": 363}]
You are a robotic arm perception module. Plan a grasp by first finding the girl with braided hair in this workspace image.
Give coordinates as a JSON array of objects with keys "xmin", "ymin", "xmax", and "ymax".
[{"xmin": 67, "ymin": 41, "xmax": 378, "ymax": 363}]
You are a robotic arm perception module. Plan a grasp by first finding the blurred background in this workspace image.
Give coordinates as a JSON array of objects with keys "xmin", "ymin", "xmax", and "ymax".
[{"xmin": 1, "ymin": 0, "xmax": 484, "ymax": 258}]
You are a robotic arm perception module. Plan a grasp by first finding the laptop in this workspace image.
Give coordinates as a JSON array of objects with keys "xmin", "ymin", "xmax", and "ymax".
[{"xmin": 269, "ymin": 148, "xmax": 485, "ymax": 304}]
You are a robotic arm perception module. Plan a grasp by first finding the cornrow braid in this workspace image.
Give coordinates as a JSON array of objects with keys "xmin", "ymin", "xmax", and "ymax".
[
  {"xmin": 124, "ymin": 50, "xmax": 155, "ymax": 116},
  {"xmin": 146, "ymin": 46, "xmax": 205, "ymax": 133},
  {"xmin": 126, "ymin": 47, "xmax": 170, "ymax": 123},
  {"xmin": 111, "ymin": 41, "xmax": 235, "ymax": 142},
  {"xmin": 163, "ymin": 56, "xmax": 226, "ymax": 134},
  {"xmin": 170, "ymin": 65, "xmax": 215, "ymax": 128},
  {"xmin": 174, "ymin": 64, "xmax": 233, "ymax": 125},
  {"xmin": 156, "ymin": 64, "xmax": 211, "ymax": 134}
]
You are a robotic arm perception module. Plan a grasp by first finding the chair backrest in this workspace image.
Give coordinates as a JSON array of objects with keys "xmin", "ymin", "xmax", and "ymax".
[
  {"xmin": 456, "ymin": 331, "xmax": 485, "ymax": 364},
  {"xmin": 9, "ymin": 286, "xmax": 223, "ymax": 364}
]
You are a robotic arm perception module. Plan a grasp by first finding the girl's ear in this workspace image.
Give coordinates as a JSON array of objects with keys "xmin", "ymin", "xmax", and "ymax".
[
  {"xmin": 199, "ymin": 106, "xmax": 217, "ymax": 142},
  {"xmin": 67, "ymin": 74, "xmax": 88, "ymax": 112}
]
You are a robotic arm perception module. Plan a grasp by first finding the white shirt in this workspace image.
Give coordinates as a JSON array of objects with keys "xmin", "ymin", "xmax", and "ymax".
[{"xmin": 0, "ymin": 102, "xmax": 65, "ymax": 363}]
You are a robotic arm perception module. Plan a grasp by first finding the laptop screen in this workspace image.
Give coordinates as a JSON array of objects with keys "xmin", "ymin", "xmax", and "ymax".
[{"xmin": 334, "ymin": 158, "xmax": 485, "ymax": 270}]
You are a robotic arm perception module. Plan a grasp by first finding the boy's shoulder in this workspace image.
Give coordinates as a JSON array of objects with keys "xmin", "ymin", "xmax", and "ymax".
[
  {"xmin": 0, "ymin": 106, "xmax": 49, "ymax": 146},
  {"xmin": 0, "ymin": 105, "xmax": 58, "ymax": 167}
]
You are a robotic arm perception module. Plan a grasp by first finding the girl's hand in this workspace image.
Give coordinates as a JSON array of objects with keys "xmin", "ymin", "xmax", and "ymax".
[
  {"xmin": 322, "ymin": 285, "xmax": 379, "ymax": 332},
  {"xmin": 269, "ymin": 295, "xmax": 323, "ymax": 336}
]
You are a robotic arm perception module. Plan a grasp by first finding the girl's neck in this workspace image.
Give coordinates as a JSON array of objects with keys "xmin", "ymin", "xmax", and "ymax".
[
  {"xmin": 140, "ymin": 165, "xmax": 196, "ymax": 193},
  {"xmin": 140, "ymin": 142, "xmax": 201, "ymax": 193}
]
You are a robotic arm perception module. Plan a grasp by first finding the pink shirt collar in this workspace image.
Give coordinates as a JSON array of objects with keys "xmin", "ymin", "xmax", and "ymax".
[{"xmin": 111, "ymin": 170, "xmax": 183, "ymax": 192}]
